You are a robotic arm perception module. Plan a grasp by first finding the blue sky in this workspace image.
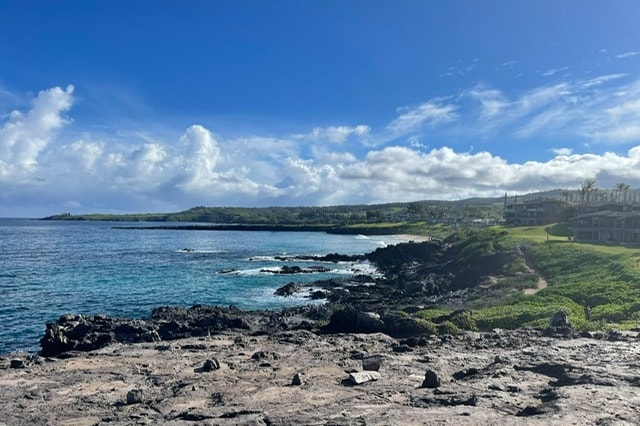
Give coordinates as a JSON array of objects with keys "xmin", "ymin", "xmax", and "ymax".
[{"xmin": 1, "ymin": 1, "xmax": 640, "ymax": 216}]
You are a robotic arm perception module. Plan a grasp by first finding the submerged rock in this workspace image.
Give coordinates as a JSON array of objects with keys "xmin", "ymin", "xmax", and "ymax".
[{"xmin": 274, "ymin": 282, "xmax": 301, "ymax": 297}]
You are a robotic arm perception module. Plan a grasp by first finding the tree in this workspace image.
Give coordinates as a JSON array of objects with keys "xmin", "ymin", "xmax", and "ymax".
[
  {"xmin": 613, "ymin": 183, "xmax": 631, "ymax": 203},
  {"xmin": 580, "ymin": 179, "xmax": 597, "ymax": 204}
]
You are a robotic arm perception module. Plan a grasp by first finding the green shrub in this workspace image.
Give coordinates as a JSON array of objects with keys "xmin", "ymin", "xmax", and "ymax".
[
  {"xmin": 414, "ymin": 318, "xmax": 438, "ymax": 335},
  {"xmin": 449, "ymin": 310, "xmax": 478, "ymax": 331},
  {"xmin": 415, "ymin": 308, "xmax": 452, "ymax": 321},
  {"xmin": 590, "ymin": 304, "xmax": 627, "ymax": 323},
  {"xmin": 437, "ymin": 320, "xmax": 461, "ymax": 335},
  {"xmin": 545, "ymin": 222, "xmax": 572, "ymax": 237}
]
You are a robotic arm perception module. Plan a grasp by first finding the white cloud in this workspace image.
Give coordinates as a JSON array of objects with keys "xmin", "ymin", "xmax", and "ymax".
[
  {"xmin": 9, "ymin": 81, "xmax": 640, "ymax": 216},
  {"xmin": 617, "ymin": 51, "xmax": 640, "ymax": 59},
  {"xmin": 499, "ymin": 60, "xmax": 518, "ymax": 69},
  {"xmin": 59, "ymin": 140, "xmax": 104, "ymax": 170},
  {"xmin": 552, "ymin": 147, "xmax": 573, "ymax": 156},
  {"xmin": 298, "ymin": 125, "xmax": 370, "ymax": 144},
  {"xmin": 541, "ymin": 66, "xmax": 570, "ymax": 77},
  {"xmin": 176, "ymin": 124, "xmax": 222, "ymax": 190},
  {"xmin": 578, "ymin": 73, "xmax": 627, "ymax": 89},
  {"xmin": 0, "ymin": 85, "xmax": 74, "ymax": 178},
  {"xmin": 469, "ymin": 86, "xmax": 509, "ymax": 121},
  {"xmin": 385, "ymin": 101, "xmax": 458, "ymax": 137}
]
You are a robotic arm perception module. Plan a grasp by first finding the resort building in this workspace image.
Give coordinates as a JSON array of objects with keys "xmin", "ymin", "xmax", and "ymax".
[
  {"xmin": 505, "ymin": 198, "xmax": 572, "ymax": 226},
  {"xmin": 571, "ymin": 205, "xmax": 640, "ymax": 244}
]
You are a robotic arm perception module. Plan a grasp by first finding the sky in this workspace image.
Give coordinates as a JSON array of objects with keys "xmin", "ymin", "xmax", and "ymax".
[{"xmin": 1, "ymin": 1, "xmax": 640, "ymax": 217}]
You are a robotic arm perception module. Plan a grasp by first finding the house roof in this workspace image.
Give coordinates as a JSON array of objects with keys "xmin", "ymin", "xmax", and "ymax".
[{"xmin": 572, "ymin": 209, "xmax": 640, "ymax": 221}]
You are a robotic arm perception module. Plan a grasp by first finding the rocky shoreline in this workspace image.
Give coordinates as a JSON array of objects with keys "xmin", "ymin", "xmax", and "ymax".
[
  {"xmin": 3, "ymin": 328, "xmax": 640, "ymax": 425},
  {"xmin": 3, "ymin": 239, "xmax": 640, "ymax": 424}
]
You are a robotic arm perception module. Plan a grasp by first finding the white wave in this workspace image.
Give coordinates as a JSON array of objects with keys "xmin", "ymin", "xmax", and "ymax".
[
  {"xmin": 251, "ymin": 287, "xmax": 327, "ymax": 306},
  {"xmin": 247, "ymin": 254, "xmax": 349, "ymax": 264},
  {"xmin": 219, "ymin": 259, "xmax": 379, "ymax": 277},
  {"xmin": 354, "ymin": 234, "xmax": 370, "ymax": 240},
  {"xmin": 247, "ymin": 255, "xmax": 280, "ymax": 262}
]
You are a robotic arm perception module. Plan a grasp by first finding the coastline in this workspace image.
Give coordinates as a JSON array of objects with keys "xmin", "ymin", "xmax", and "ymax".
[{"xmin": 3, "ymin": 234, "xmax": 640, "ymax": 423}]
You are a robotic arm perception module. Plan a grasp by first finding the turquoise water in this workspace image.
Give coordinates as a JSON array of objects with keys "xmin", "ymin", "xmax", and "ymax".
[{"xmin": 0, "ymin": 219, "xmax": 403, "ymax": 354}]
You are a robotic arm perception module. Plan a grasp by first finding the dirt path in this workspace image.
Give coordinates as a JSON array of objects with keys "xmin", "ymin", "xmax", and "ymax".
[
  {"xmin": 524, "ymin": 273, "xmax": 548, "ymax": 295},
  {"xmin": 516, "ymin": 245, "xmax": 549, "ymax": 295}
]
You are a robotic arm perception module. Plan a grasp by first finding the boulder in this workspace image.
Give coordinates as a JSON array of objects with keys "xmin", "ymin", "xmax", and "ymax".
[
  {"xmin": 362, "ymin": 355, "xmax": 384, "ymax": 372},
  {"xmin": 549, "ymin": 310, "xmax": 571, "ymax": 328},
  {"xmin": 422, "ymin": 370, "xmax": 441, "ymax": 388},
  {"xmin": 126, "ymin": 389, "xmax": 143, "ymax": 405},
  {"xmin": 346, "ymin": 371, "xmax": 381, "ymax": 385},
  {"xmin": 323, "ymin": 307, "xmax": 384, "ymax": 334},
  {"xmin": 202, "ymin": 358, "xmax": 221, "ymax": 371},
  {"xmin": 291, "ymin": 373, "xmax": 303, "ymax": 386},
  {"xmin": 274, "ymin": 282, "xmax": 301, "ymax": 297},
  {"xmin": 10, "ymin": 359, "xmax": 25, "ymax": 369},
  {"xmin": 452, "ymin": 367, "xmax": 480, "ymax": 380}
]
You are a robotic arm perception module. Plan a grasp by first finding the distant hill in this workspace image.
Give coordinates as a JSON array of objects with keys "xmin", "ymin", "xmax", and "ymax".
[{"xmin": 41, "ymin": 190, "xmax": 578, "ymax": 226}]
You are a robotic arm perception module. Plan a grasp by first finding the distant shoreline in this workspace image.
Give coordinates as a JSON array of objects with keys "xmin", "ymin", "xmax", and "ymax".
[{"xmin": 111, "ymin": 223, "xmax": 415, "ymax": 236}]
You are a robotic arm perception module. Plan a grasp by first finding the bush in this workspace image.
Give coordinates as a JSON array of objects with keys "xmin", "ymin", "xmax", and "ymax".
[
  {"xmin": 449, "ymin": 310, "xmax": 478, "ymax": 331},
  {"xmin": 590, "ymin": 304, "xmax": 627, "ymax": 323},
  {"xmin": 415, "ymin": 308, "xmax": 452, "ymax": 321},
  {"xmin": 545, "ymin": 222, "xmax": 572, "ymax": 237},
  {"xmin": 438, "ymin": 320, "xmax": 461, "ymax": 335},
  {"xmin": 414, "ymin": 319, "xmax": 438, "ymax": 335}
]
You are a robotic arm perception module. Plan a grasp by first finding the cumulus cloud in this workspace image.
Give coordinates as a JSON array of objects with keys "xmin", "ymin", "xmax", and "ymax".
[
  {"xmin": 178, "ymin": 124, "xmax": 221, "ymax": 190},
  {"xmin": 334, "ymin": 146, "xmax": 640, "ymax": 202},
  {"xmin": 8, "ymin": 80, "xmax": 640, "ymax": 216},
  {"xmin": 552, "ymin": 147, "xmax": 573, "ymax": 156},
  {"xmin": 0, "ymin": 85, "xmax": 74, "ymax": 178}
]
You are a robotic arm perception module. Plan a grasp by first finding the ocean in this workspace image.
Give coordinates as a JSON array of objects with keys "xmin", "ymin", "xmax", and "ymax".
[{"xmin": 0, "ymin": 219, "xmax": 405, "ymax": 354}]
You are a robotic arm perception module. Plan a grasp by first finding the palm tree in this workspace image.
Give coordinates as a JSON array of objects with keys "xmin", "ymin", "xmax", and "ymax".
[
  {"xmin": 613, "ymin": 183, "xmax": 631, "ymax": 203},
  {"xmin": 580, "ymin": 179, "xmax": 597, "ymax": 204}
]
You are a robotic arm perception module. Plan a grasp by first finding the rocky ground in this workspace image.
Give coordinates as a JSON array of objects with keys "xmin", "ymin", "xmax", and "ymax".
[{"xmin": 2, "ymin": 328, "xmax": 640, "ymax": 425}]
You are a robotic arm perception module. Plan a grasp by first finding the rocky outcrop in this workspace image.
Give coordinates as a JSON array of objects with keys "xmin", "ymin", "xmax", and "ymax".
[
  {"xmin": 274, "ymin": 282, "xmax": 301, "ymax": 296},
  {"xmin": 260, "ymin": 265, "xmax": 331, "ymax": 274},
  {"xmin": 41, "ymin": 306, "xmax": 264, "ymax": 357}
]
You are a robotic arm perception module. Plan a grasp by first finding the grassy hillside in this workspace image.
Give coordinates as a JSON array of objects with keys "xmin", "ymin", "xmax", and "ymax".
[{"xmin": 410, "ymin": 225, "xmax": 640, "ymax": 332}]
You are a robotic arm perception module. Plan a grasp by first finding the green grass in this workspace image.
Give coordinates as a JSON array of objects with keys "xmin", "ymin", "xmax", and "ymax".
[
  {"xmin": 501, "ymin": 225, "xmax": 570, "ymax": 243},
  {"xmin": 401, "ymin": 225, "xmax": 640, "ymax": 331},
  {"xmin": 468, "ymin": 226, "xmax": 640, "ymax": 330}
]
